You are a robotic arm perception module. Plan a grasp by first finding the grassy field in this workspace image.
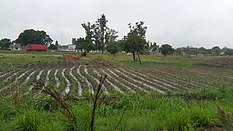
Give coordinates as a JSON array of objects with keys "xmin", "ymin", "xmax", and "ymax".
[{"xmin": 0, "ymin": 51, "xmax": 233, "ymax": 130}]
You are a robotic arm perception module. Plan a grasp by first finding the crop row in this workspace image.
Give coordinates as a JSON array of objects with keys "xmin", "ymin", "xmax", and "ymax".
[{"xmin": 1, "ymin": 63, "xmax": 232, "ymax": 96}]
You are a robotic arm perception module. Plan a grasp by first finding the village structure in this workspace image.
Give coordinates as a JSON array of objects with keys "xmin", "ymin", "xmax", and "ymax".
[{"xmin": 8, "ymin": 43, "xmax": 76, "ymax": 52}]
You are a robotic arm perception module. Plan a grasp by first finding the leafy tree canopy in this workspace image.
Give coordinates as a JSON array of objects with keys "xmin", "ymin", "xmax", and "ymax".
[
  {"xmin": 148, "ymin": 41, "xmax": 159, "ymax": 52},
  {"xmin": 48, "ymin": 44, "xmax": 58, "ymax": 50},
  {"xmin": 124, "ymin": 21, "xmax": 147, "ymax": 61},
  {"xmin": 160, "ymin": 44, "xmax": 174, "ymax": 56},
  {"xmin": 0, "ymin": 38, "xmax": 11, "ymax": 50},
  {"xmin": 124, "ymin": 34, "xmax": 147, "ymax": 54},
  {"xmin": 15, "ymin": 29, "xmax": 53, "ymax": 46},
  {"xmin": 211, "ymin": 46, "xmax": 221, "ymax": 55},
  {"xmin": 198, "ymin": 47, "xmax": 211, "ymax": 55},
  {"xmin": 106, "ymin": 41, "xmax": 120, "ymax": 56},
  {"xmin": 224, "ymin": 49, "xmax": 233, "ymax": 56},
  {"xmin": 75, "ymin": 37, "xmax": 94, "ymax": 53},
  {"xmin": 81, "ymin": 14, "xmax": 118, "ymax": 53},
  {"xmin": 55, "ymin": 41, "xmax": 59, "ymax": 47}
]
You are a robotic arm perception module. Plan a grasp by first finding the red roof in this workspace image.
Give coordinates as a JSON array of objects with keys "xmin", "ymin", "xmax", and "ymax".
[{"xmin": 26, "ymin": 44, "xmax": 48, "ymax": 51}]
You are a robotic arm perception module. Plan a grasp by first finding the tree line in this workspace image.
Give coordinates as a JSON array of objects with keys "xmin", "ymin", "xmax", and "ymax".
[{"xmin": 73, "ymin": 14, "xmax": 162, "ymax": 61}]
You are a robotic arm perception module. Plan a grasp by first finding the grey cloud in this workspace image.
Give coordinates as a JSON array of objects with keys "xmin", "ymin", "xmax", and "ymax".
[{"xmin": 0, "ymin": 0, "xmax": 233, "ymax": 48}]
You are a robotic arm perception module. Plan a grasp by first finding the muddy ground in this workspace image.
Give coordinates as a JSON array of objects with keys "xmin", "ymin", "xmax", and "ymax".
[{"xmin": 200, "ymin": 57, "xmax": 233, "ymax": 68}]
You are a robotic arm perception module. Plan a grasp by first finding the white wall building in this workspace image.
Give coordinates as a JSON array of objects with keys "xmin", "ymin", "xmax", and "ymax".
[{"xmin": 9, "ymin": 43, "xmax": 22, "ymax": 50}]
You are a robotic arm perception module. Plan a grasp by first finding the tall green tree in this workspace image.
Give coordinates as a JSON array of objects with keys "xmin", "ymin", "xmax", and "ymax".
[
  {"xmin": 106, "ymin": 41, "xmax": 120, "ymax": 57},
  {"xmin": 224, "ymin": 48, "xmax": 233, "ymax": 56},
  {"xmin": 75, "ymin": 37, "xmax": 94, "ymax": 56},
  {"xmin": 198, "ymin": 47, "xmax": 211, "ymax": 55},
  {"xmin": 81, "ymin": 22, "xmax": 95, "ymax": 41},
  {"xmin": 0, "ymin": 38, "xmax": 11, "ymax": 50},
  {"xmin": 97, "ymin": 14, "xmax": 108, "ymax": 53},
  {"xmin": 124, "ymin": 21, "xmax": 147, "ymax": 62},
  {"xmin": 105, "ymin": 27, "xmax": 118, "ymax": 45},
  {"xmin": 80, "ymin": 22, "xmax": 95, "ymax": 55},
  {"xmin": 48, "ymin": 41, "xmax": 58, "ymax": 50},
  {"xmin": 55, "ymin": 41, "xmax": 59, "ymax": 47},
  {"xmin": 149, "ymin": 42, "xmax": 159, "ymax": 52},
  {"xmin": 48, "ymin": 44, "xmax": 58, "ymax": 50},
  {"xmin": 81, "ymin": 14, "xmax": 118, "ymax": 53},
  {"xmin": 15, "ymin": 29, "xmax": 53, "ymax": 46},
  {"xmin": 160, "ymin": 44, "xmax": 174, "ymax": 56},
  {"xmin": 211, "ymin": 46, "xmax": 221, "ymax": 56}
]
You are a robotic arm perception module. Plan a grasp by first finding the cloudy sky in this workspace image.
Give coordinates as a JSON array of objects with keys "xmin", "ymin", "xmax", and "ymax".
[{"xmin": 0, "ymin": 0, "xmax": 233, "ymax": 48}]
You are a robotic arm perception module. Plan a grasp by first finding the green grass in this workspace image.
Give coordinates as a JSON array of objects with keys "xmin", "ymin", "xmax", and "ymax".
[
  {"xmin": 1, "ymin": 86, "xmax": 233, "ymax": 130},
  {"xmin": 0, "ymin": 51, "xmax": 221, "ymax": 69},
  {"xmin": 0, "ymin": 55, "xmax": 62, "ymax": 68},
  {"xmin": 85, "ymin": 53, "xmax": 222, "ymax": 68}
]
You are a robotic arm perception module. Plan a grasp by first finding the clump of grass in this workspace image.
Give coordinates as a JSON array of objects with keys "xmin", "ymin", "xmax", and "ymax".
[
  {"xmin": 33, "ymin": 80, "xmax": 77, "ymax": 125},
  {"xmin": 0, "ymin": 99, "xmax": 17, "ymax": 122},
  {"xmin": 71, "ymin": 104, "xmax": 92, "ymax": 130},
  {"xmin": 166, "ymin": 85, "xmax": 233, "ymax": 101},
  {"xmin": 217, "ymin": 105, "xmax": 233, "ymax": 130},
  {"xmin": 32, "ymin": 96, "xmax": 59, "ymax": 111},
  {"xmin": 189, "ymin": 107, "xmax": 214, "ymax": 128},
  {"xmin": 12, "ymin": 111, "xmax": 42, "ymax": 131},
  {"xmin": 166, "ymin": 111, "xmax": 192, "ymax": 130}
]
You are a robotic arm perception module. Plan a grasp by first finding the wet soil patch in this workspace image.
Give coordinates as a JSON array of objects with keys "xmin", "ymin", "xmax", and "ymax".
[{"xmin": 200, "ymin": 57, "xmax": 233, "ymax": 68}]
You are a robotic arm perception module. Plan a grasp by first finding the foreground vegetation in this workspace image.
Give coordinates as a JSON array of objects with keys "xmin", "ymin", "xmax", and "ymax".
[
  {"xmin": 1, "ymin": 53, "xmax": 233, "ymax": 130},
  {"xmin": 1, "ymin": 84, "xmax": 233, "ymax": 130}
]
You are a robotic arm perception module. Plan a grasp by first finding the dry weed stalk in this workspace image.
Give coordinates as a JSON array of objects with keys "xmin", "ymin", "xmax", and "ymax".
[
  {"xmin": 90, "ymin": 75, "xmax": 107, "ymax": 131},
  {"xmin": 8, "ymin": 82, "xmax": 24, "ymax": 108},
  {"xmin": 114, "ymin": 107, "xmax": 127, "ymax": 130}
]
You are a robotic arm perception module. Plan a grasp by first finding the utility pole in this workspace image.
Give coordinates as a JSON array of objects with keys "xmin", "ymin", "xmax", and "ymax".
[{"xmin": 61, "ymin": 33, "xmax": 63, "ymax": 44}]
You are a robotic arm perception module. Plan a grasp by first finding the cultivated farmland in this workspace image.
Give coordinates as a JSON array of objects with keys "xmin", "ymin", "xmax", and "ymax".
[
  {"xmin": 1, "ymin": 59, "xmax": 233, "ymax": 96},
  {"xmin": 1, "ymin": 54, "xmax": 233, "ymax": 130}
]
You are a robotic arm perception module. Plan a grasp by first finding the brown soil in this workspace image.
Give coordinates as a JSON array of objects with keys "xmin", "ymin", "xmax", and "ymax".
[
  {"xmin": 200, "ymin": 57, "xmax": 233, "ymax": 68},
  {"xmin": 205, "ymin": 127, "xmax": 225, "ymax": 131},
  {"xmin": 14, "ymin": 58, "xmax": 118, "ymax": 69},
  {"xmin": 0, "ymin": 53, "xmax": 63, "ymax": 57},
  {"xmin": 92, "ymin": 58, "xmax": 118, "ymax": 68},
  {"xmin": 179, "ymin": 94, "xmax": 220, "ymax": 101},
  {"xmin": 15, "ymin": 60, "xmax": 81, "ymax": 68},
  {"xmin": 63, "ymin": 55, "xmax": 80, "ymax": 60}
]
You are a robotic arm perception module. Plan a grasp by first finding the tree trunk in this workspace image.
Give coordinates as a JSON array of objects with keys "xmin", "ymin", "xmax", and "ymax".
[
  {"xmin": 101, "ymin": 43, "xmax": 104, "ymax": 54},
  {"xmin": 132, "ymin": 52, "xmax": 136, "ymax": 61},
  {"xmin": 101, "ymin": 48, "xmax": 104, "ymax": 54},
  {"xmin": 137, "ymin": 52, "xmax": 142, "ymax": 64}
]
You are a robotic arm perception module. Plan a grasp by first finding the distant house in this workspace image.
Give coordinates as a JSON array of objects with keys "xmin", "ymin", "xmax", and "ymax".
[
  {"xmin": 26, "ymin": 44, "xmax": 48, "ymax": 51},
  {"xmin": 9, "ymin": 43, "xmax": 22, "ymax": 50},
  {"xmin": 58, "ymin": 45, "xmax": 68, "ymax": 51},
  {"xmin": 58, "ymin": 44, "xmax": 76, "ymax": 51},
  {"xmin": 177, "ymin": 47, "xmax": 198, "ymax": 56},
  {"xmin": 68, "ymin": 44, "xmax": 76, "ymax": 51}
]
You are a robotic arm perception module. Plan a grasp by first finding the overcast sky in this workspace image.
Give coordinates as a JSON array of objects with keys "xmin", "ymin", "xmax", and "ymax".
[{"xmin": 0, "ymin": 0, "xmax": 233, "ymax": 48}]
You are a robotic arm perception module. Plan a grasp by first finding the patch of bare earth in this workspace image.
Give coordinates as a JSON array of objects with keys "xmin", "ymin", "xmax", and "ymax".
[{"xmin": 200, "ymin": 57, "xmax": 233, "ymax": 68}]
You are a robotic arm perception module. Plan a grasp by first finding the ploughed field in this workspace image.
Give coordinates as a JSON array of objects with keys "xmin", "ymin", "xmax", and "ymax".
[{"xmin": 1, "ymin": 60, "xmax": 233, "ymax": 96}]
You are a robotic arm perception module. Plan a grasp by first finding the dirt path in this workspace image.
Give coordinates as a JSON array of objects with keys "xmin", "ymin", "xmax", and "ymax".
[{"xmin": 0, "ymin": 53, "xmax": 63, "ymax": 57}]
